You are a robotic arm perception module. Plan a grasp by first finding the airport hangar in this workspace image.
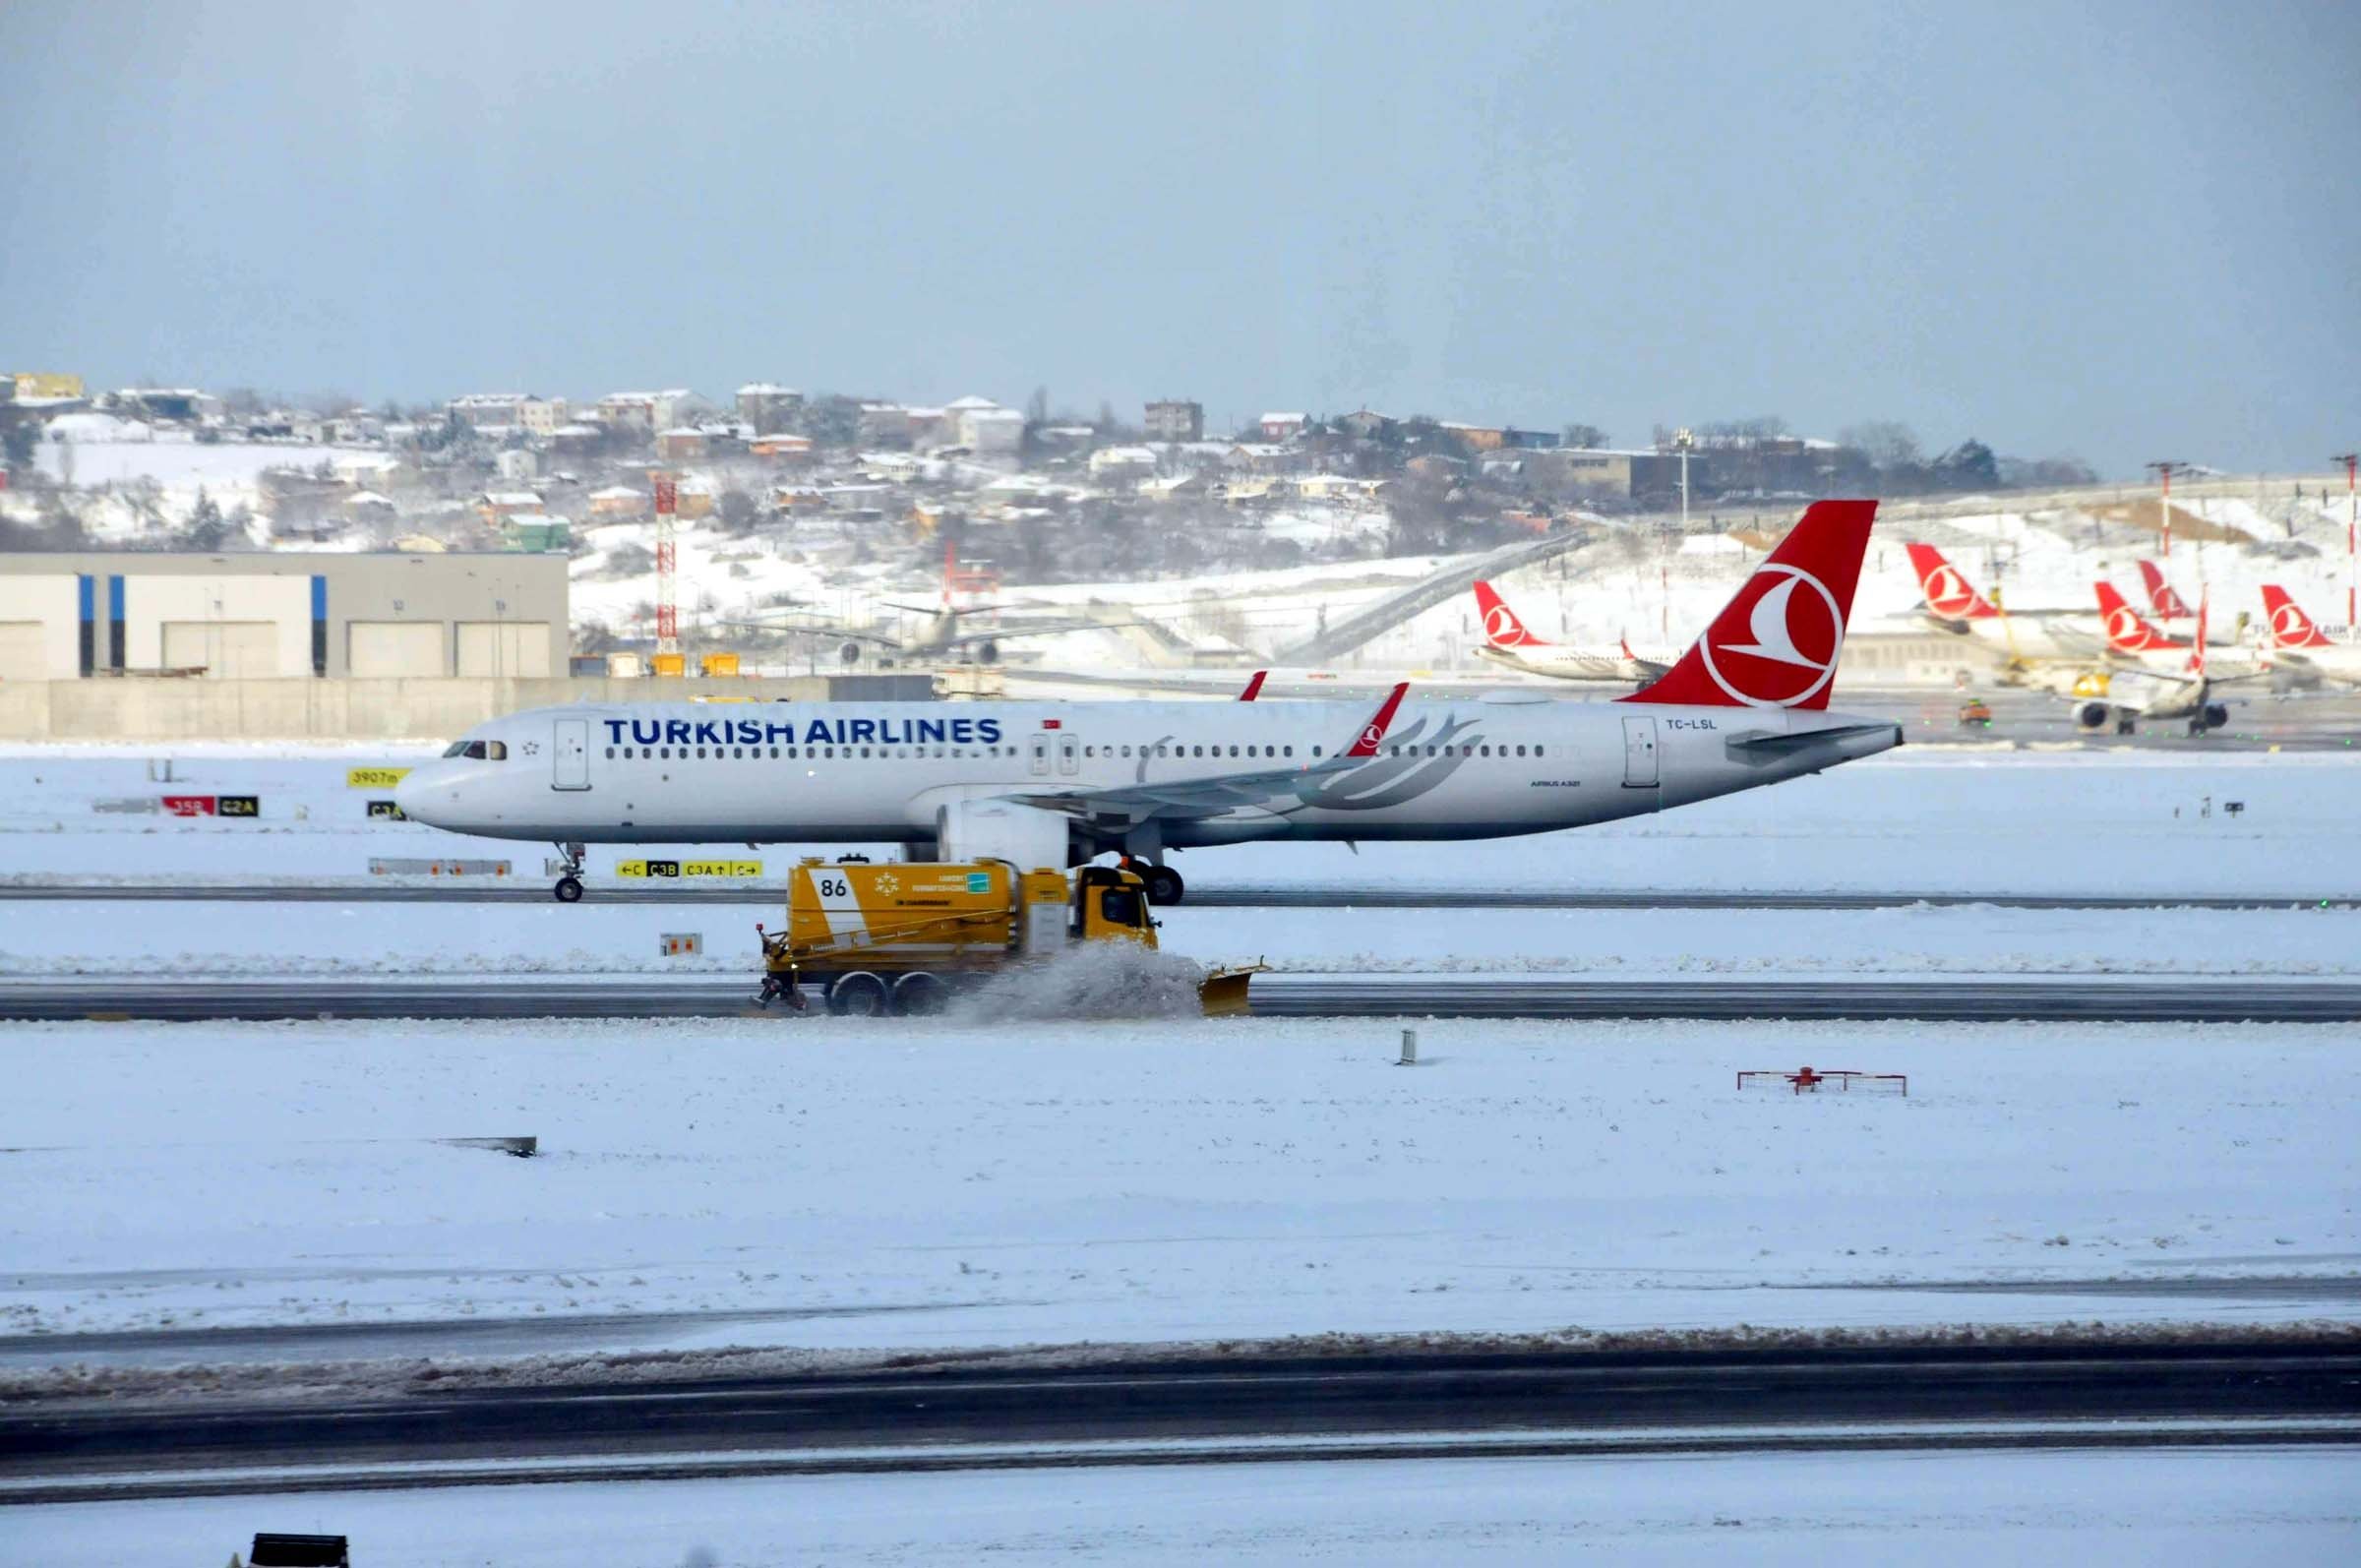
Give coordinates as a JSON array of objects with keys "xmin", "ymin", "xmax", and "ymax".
[{"xmin": 0, "ymin": 551, "xmax": 569, "ymax": 682}]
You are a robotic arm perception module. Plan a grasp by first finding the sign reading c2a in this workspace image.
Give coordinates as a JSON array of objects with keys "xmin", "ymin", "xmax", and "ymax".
[
  {"xmin": 347, "ymin": 767, "xmax": 411, "ymax": 789},
  {"xmin": 617, "ymin": 859, "xmax": 763, "ymax": 878}
]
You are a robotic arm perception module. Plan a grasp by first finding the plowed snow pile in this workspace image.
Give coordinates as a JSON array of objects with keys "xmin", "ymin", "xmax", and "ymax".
[{"xmin": 953, "ymin": 941, "xmax": 1207, "ymax": 1020}]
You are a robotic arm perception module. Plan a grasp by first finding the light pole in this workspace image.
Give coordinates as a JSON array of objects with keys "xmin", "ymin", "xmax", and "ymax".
[
  {"xmin": 2335, "ymin": 452, "xmax": 2359, "ymax": 641},
  {"xmin": 1673, "ymin": 427, "xmax": 1694, "ymax": 534},
  {"xmin": 2145, "ymin": 460, "xmax": 2188, "ymax": 559}
]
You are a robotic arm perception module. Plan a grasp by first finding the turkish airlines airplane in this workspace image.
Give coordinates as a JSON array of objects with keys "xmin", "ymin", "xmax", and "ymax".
[
  {"xmin": 1904, "ymin": 543, "xmax": 2101, "ymax": 662},
  {"xmin": 2137, "ymin": 559, "xmax": 2193, "ymax": 622},
  {"xmin": 2260, "ymin": 585, "xmax": 2361, "ymax": 687},
  {"xmin": 398, "ymin": 501, "xmax": 1903, "ymax": 904},
  {"xmin": 2075, "ymin": 588, "xmax": 2261, "ymax": 736},
  {"xmin": 1471, "ymin": 579, "xmax": 1672, "ymax": 684}
]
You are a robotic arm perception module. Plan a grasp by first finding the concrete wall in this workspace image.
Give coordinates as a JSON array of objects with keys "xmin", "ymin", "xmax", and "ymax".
[{"xmin": 0, "ymin": 676, "xmax": 894, "ymax": 742}]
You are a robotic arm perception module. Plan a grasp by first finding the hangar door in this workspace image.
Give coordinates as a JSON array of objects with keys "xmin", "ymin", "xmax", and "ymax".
[
  {"xmin": 161, "ymin": 621, "xmax": 279, "ymax": 678},
  {"xmin": 455, "ymin": 622, "xmax": 551, "ymax": 678},
  {"xmin": 0, "ymin": 623, "xmax": 47, "ymax": 682},
  {"xmin": 347, "ymin": 622, "xmax": 446, "ymax": 677}
]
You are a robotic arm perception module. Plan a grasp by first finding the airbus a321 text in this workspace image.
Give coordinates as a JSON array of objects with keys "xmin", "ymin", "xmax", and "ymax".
[{"xmin": 398, "ymin": 500, "xmax": 1903, "ymax": 903}]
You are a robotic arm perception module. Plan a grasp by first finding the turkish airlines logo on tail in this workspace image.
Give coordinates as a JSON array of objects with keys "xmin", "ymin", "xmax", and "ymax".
[
  {"xmin": 2263, "ymin": 587, "xmax": 2330, "ymax": 648},
  {"xmin": 1698, "ymin": 565, "xmax": 1845, "ymax": 707},
  {"xmin": 2103, "ymin": 603, "xmax": 2148, "ymax": 647},
  {"xmin": 1906, "ymin": 543, "xmax": 1993, "ymax": 619},
  {"xmin": 1474, "ymin": 582, "xmax": 1540, "ymax": 646}
]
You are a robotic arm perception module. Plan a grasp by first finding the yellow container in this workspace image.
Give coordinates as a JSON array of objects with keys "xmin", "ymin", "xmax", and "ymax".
[
  {"xmin": 652, "ymin": 652, "xmax": 687, "ymax": 678},
  {"xmin": 699, "ymin": 651, "xmax": 741, "ymax": 678}
]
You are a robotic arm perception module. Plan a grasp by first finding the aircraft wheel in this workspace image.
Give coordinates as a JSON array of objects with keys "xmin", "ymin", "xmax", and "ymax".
[
  {"xmin": 827, "ymin": 972, "xmax": 889, "ymax": 1017},
  {"xmin": 1142, "ymin": 864, "xmax": 1185, "ymax": 906},
  {"xmin": 892, "ymin": 972, "xmax": 950, "ymax": 1016},
  {"xmin": 554, "ymin": 876, "xmax": 583, "ymax": 903}
]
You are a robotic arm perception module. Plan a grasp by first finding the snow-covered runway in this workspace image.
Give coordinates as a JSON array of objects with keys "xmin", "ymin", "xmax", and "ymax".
[{"xmin": 3, "ymin": 1014, "xmax": 2352, "ymax": 1353}]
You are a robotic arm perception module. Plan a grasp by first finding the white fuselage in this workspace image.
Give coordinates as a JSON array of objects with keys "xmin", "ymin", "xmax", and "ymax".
[
  {"xmin": 1474, "ymin": 644, "xmax": 1663, "ymax": 685},
  {"xmin": 394, "ymin": 697, "xmax": 1901, "ymax": 853}
]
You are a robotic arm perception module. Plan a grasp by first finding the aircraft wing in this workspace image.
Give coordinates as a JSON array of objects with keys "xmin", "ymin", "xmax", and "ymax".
[
  {"xmin": 717, "ymin": 616, "xmax": 903, "ymax": 648},
  {"xmin": 937, "ymin": 617, "xmax": 1119, "ymax": 650},
  {"xmin": 1001, "ymin": 685, "xmax": 1411, "ymax": 824}
]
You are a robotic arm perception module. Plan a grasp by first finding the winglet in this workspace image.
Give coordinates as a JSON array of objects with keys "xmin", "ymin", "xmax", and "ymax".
[
  {"xmin": 1474, "ymin": 580, "xmax": 1546, "ymax": 646},
  {"xmin": 1345, "ymin": 682, "xmax": 1410, "ymax": 757},
  {"xmin": 1239, "ymin": 669, "xmax": 1268, "ymax": 701},
  {"xmin": 2190, "ymin": 590, "xmax": 2209, "ymax": 676}
]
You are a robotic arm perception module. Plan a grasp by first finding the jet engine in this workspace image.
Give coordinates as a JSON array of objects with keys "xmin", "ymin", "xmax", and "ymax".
[{"xmin": 2076, "ymin": 701, "xmax": 2111, "ymax": 732}]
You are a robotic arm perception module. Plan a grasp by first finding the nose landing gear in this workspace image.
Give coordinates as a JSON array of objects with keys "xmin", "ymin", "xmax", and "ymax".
[{"xmin": 552, "ymin": 841, "xmax": 586, "ymax": 903}]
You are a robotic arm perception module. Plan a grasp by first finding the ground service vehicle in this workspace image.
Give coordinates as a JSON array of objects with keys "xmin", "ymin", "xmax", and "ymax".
[{"xmin": 756, "ymin": 858, "xmax": 1261, "ymax": 1016}]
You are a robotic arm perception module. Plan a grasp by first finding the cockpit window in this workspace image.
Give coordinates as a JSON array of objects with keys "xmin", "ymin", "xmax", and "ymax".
[{"xmin": 443, "ymin": 740, "xmax": 508, "ymax": 760}]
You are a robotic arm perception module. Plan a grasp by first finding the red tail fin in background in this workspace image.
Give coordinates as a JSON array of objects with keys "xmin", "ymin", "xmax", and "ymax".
[
  {"xmin": 2138, "ymin": 559, "xmax": 2193, "ymax": 620},
  {"xmin": 1473, "ymin": 580, "xmax": 1546, "ymax": 647},
  {"xmin": 2261, "ymin": 585, "xmax": 2332, "ymax": 648},
  {"xmin": 1238, "ymin": 670, "xmax": 1268, "ymax": 701},
  {"xmin": 1905, "ymin": 542, "xmax": 1999, "ymax": 620},
  {"xmin": 1620, "ymin": 500, "xmax": 1878, "ymax": 711},
  {"xmin": 2095, "ymin": 581, "xmax": 2186, "ymax": 652}
]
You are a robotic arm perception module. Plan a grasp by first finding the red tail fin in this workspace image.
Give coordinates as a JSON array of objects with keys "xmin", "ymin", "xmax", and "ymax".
[
  {"xmin": 2138, "ymin": 559, "xmax": 2192, "ymax": 619},
  {"xmin": 1238, "ymin": 669, "xmax": 1268, "ymax": 701},
  {"xmin": 1473, "ymin": 580, "xmax": 1546, "ymax": 646},
  {"xmin": 2095, "ymin": 581, "xmax": 2186, "ymax": 652},
  {"xmin": 1905, "ymin": 542, "xmax": 1999, "ymax": 619},
  {"xmin": 1621, "ymin": 500, "xmax": 1877, "ymax": 711},
  {"xmin": 2262, "ymin": 585, "xmax": 2331, "ymax": 648}
]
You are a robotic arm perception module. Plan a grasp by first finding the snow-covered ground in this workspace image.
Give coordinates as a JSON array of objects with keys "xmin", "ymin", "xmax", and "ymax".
[
  {"xmin": 2, "ymin": 747, "xmax": 2353, "ymax": 901},
  {"xmin": 11, "ymin": 1446, "xmax": 2354, "ymax": 1565},
  {"xmin": 3, "ymin": 898, "xmax": 2353, "ymax": 980},
  {"xmin": 4, "ymin": 1014, "xmax": 2352, "ymax": 1345}
]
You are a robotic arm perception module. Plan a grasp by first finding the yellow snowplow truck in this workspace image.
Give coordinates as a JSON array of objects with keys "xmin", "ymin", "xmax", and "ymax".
[{"xmin": 755, "ymin": 859, "xmax": 1262, "ymax": 1017}]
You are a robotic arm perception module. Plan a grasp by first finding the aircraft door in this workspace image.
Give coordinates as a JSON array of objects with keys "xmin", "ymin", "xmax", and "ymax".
[
  {"xmin": 554, "ymin": 718, "xmax": 591, "ymax": 790},
  {"xmin": 1620, "ymin": 715, "xmax": 1659, "ymax": 789},
  {"xmin": 1028, "ymin": 733, "xmax": 1051, "ymax": 776},
  {"xmin": 1057, "ymin": 733, "xmax": 1079, "ymax": 776}
]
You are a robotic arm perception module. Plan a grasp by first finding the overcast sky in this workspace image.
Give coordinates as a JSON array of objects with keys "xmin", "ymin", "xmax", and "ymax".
[{"xmin": 3, "ymin": 0, "xmax": 2353, "ymax": 477}]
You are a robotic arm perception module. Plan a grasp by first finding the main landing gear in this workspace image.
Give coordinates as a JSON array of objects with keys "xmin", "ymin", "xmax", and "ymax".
[
  {"xmin": 552, "ymin": 840, "xmax": 586, "ymax": 903},
  {"xmin": 1121, "ymin": 856, "xmax": 1185, "ymax": 906}
]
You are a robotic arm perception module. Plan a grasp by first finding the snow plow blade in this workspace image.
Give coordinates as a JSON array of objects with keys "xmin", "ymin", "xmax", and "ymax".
[{"xmin": 1198, "ymin": 963, "xmax": 1267, "ymax": 1018}]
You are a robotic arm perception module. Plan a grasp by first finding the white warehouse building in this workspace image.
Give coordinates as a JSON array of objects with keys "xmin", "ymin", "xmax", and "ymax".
[{"xmin": 0, "ymin": 552, "xmax": 570, "ymax": 682}]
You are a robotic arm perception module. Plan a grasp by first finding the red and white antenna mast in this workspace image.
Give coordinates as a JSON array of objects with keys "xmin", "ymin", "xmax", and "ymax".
[
  {"xmin": 2146, "ymin": 459, "xmax": 2186, "ymax": 560},
  {"xmin": 653, "ymin": 475, "xmax": 680, "ymax": 656},
  {"xmin": 2333, "ymin": 452, "xmax": 2358, "ymax": 643}
]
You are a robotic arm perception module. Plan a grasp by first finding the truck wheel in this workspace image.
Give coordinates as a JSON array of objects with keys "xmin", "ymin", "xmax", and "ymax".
[
  {"xmin": 827, "ymin": 972, "xmax": 889, "ymax": 1017},
  {"xmin": 892, "ymin": 972, "xmax": 949, "ymax": 1015},
  {"xmin": 1142, "ymin": 864, "xmax": 1185, "ymax": 905}
]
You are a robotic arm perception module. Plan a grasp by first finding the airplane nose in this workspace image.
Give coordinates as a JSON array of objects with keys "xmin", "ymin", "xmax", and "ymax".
[{"xmin": 393, "ymin": 766, "xmax": 439, "ymax": 824}]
